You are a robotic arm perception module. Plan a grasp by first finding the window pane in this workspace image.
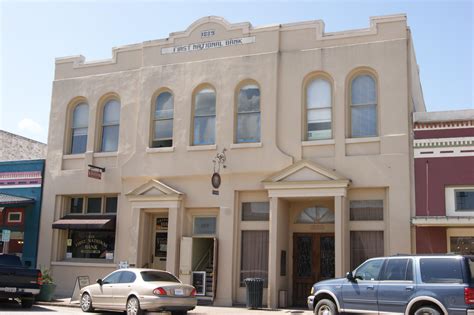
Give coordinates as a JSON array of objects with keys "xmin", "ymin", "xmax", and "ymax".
[
  {"xmin": 195, "ymin": 88, "xmax": 216, "ymax": 116},
  {"xmin": 354, "ymin": 259, "xmax": 384, "ymax": 281},
  {"xmin": 381, "ymin": 259, "xmax": 410, "ymax": 281},
  {"xmin": 101, "ymin": 125, "xmax": 119, "ymax": 152},
  {"xmin": 238, "ymin": 85, "xmax": 260, "ymax": 113},
  {"xmin": 119, "ymin": 271, "xmax": 136, "ymax": 283},
  {"xmin": 237, "ymin": 112, "xmax": 260, "ymax": 143},
  {"xmin": 155, "ymin": 92, "xmax": 174, "ymax": 119},
  {"xmin": 307, "ymin": 108, "xmax": 331, "ymax": 140},
  {"xmin": 307, "ymin": 78, "xmax": 331, "ymax": 109},
  {"xmin": 450, "ymin": 237, "xmax": 474, "ymax": 255},
  {"xmin": 71, "ymin": 128, "xmax": 87, "ymax": 154},
  {"xmin": 420, "ymin": 258, "xmax": 463, "ymax": 283},
  {"xmin": 86, "ymin": 197, "xmax": 102, "ymax": 213},
  {"xmin": 242, "ymin": 202, "xmax": 269, "ymax": 221},
  {"xmin": 351, "ymin": 104, "xmax": 377, "ymax": 137},
  {"xmin": 350, "ymin": 231, "xmax": 384, "ymax": 270},
  {"xmin": 240, "ymin": 231, "xmax": 269, "ymax": 287},
  {"xmin": 193, "ymin": 116, "xmax": 215, "ymax": 145},
  {"xmin": 295, "ymin": 207, "xmax": 335, "ymax": 224},
  {"xmin": 103, "ymin": 100, "xmax": 120, "ymax": 125},
  {"xmin": 152, "ymin": 139, "xmax": 173, "ymax": 148},
  {"xmin": 141, "ymin": 271, "xmax": 179, "ymax": 283},
  {"xmin": 8, "ymin": 213, "xmax": 21, "ymax": 221},
  {"xmin": 194, "ymin": 217, "xmax": 216, "ymax": 235},
  {"xmin": 70, "ymin": 197, "xmax": 83, "ymax": 214},
  {"xmin": 67, "ymin": 230, "xmax": 115, "ymax": 259},
  {"xmin": 455, "ymin": 190, "xmax": 474, "ymax": 210},
  {"xmin": 72, "ymin": 103, "xmax": 89, "ymax": 128},
  {"xmin": 154, "ymin": 120, "xmax": 173, "ymax": 140},
  {"xmin": 351, "ymin": 75, "xmax": 376, "ymax": 105},
  {"xmin": 105, "ymin": 197, "xmax": 118, "ymax": 213},
  {"xmin": 103, "ymin": 272, "xmax": 122, "ymax": 284},
  {"xmin": 350, "ymin": 200, "xmax": 383, "ymax": 221}
]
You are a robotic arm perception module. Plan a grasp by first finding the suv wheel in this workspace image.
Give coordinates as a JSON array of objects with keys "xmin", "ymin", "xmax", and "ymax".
[
  {"xmin": 314, "ymin": 299, "xmax": 338, "ymax": 315},
  {"xmin": 414, "ymin": 306, "xmax": 441, "ymax": 315}
]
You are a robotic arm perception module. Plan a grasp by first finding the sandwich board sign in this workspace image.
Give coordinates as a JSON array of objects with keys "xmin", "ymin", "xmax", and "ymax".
[{"xmin": 70, "ymin": 276, "xmax": 90, "ymax": 304}]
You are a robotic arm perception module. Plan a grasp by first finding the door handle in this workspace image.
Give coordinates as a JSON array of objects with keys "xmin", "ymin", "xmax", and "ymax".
[
  {"xmin": 367, "ymin": 285, "xmax": 374, "ymax": 290},
  {"xmin": 405, "ymin": 286, "xmax": 414, "ymax": 291}
]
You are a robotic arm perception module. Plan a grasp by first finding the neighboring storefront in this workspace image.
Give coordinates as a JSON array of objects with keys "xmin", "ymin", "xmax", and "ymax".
[
  {"xmin": 38, "ymin": 15, "xmax": 425, "ymax": 307},
  {"xmin": 0, "ymin": 159, "xmax": 45, "ymax": 267},
  {"xmin": 412, "ymin": 110, "xmax": 474, "ymax": 255}
]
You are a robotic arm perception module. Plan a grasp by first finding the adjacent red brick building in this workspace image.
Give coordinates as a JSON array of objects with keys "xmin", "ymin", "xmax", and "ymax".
[{"xmin": 413, "ymin": 110, "xmax": 474, "ymax": 254}]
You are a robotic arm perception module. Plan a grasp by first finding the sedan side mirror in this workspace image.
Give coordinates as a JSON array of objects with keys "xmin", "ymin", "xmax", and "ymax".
[
  {"xmin": 96, "ymin": 279, "xmax": 103, "ymax": 286},
  {"xmin": 346, "ymin": 271, "xmax": 356, "ymax": 282}
]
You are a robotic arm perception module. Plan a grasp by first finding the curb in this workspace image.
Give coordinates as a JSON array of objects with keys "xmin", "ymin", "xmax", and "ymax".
[{"xmin": 36, "ymin": 301, "xmax": 80, "ymax": 308}]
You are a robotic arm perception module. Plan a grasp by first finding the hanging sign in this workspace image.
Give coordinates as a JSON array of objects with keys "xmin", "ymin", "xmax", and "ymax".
[
  {"xmin": 87, "ymin": 164, "xmax": 105, "ymax": 180},
  {"xmin": 211, "ymin": 149, "xmax": 226, "ymax": 196}
]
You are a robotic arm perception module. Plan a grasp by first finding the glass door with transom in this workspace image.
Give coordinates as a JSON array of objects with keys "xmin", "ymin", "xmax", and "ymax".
[{"xmin": 293, "ymin": 233, "xmax": 335, "ymax": 306}]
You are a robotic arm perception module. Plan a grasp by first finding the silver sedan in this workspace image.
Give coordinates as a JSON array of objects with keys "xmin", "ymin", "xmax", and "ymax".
[{"xmin": 80, "ymin": 268, "xmax": 197, "ymax": 315}]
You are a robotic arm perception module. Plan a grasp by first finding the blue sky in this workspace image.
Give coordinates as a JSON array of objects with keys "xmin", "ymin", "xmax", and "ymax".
[{"xmin": 1, "ymin": 0, "xmax": 472, "ymax": 143}]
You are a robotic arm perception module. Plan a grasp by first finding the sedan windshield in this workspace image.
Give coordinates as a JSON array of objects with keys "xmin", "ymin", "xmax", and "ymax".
[{"xmin": 141, "ymin": 271, "xmax": 180, "ymax": 283}]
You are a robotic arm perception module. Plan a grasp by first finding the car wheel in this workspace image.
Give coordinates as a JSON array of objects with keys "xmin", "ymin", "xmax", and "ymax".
[
  {"xmin": 126, "ymin": 296, "xmax": 144, "ymax": 315},
  {"xmin": 80, "ymin": 293, "xmax": 94, "ymax": 312},
  {"xmin": 314, "ymin": 298, "xmax": 338, "ymax": 315},
  {"xmin": 21, "ymin": 298, "xmax": 34, "ymax": 308},
  {"xmin": 414, "ymin": 306, "xmax": 441, "ymax": 315}
]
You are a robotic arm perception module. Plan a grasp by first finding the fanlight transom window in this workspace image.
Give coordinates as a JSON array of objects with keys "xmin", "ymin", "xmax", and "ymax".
[{"xmin": 295, "ymin": 206, "xmax": 335, "ymax": 224}]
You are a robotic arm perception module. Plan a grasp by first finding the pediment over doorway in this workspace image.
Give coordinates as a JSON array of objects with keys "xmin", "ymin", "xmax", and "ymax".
[
  {"xmin": 126, "ymin": 179, "xmax": 183, "ymax": 201},
  {"xmin": 263, "ymin": 160, "xmax": 347, "ymax": 183}
]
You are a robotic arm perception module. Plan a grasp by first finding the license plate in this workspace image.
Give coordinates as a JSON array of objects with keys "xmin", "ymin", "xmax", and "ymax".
[
  {"xmin": 174, "ymin": 288, "xmax": 184, "ymax": 296},
  {"xmin": 4, "ymin": 287, "xmax": 16, "ymax": 293}
]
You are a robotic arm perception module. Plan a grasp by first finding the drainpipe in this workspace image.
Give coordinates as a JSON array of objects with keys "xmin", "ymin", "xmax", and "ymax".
[{"xmin": 425, "ymin": 160, "xmax": 429, "ymax": 216}]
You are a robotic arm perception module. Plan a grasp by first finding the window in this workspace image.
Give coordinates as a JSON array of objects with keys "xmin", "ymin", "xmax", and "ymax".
[
  {"xmin": 354, "ymin": 258, "xmax": 384, "ymax": 281},
  {"xmin": 70, "ymin": 103, "xmax": 89, "ymax": 154},
  {"xmin": 455, "ymin": 190, "xmax": 474, "ymax": 211},
  {"xmin": 8, "ymin": 212, "xmax": 22, "ymax": 223},
  {"xmin": 119, "ymin": 271, "xmax": 136, "ymax": 283},
  {"xmin": 242, "ymin": 202, "xmax": 269, "ymax": 221},
  {"xmin": 141, "ymin": 271, "xmax": 180, "ymax": 283},
  {"xmin": 306, "ymin": 78, "xmax": 332, "ymax": 140},
  {"xmin": 420, "ymin": 258, "xmax": 463, "ymax": 283},
  {"xmin": 350, "ymin": 231, "xmax": 384, "ymax": 270},
  {"xmin": 381, "ymin": 259, "xmax": 413, "ymax": 281},
  {"xmin": 450, "ymin": 237, "xmax": 474, "ymax": 255},
  {"xmin": 103, "ymin": 271, "xmax": 122, "ymax": 284},
  {"xmin": 193, "ymin": 217, "xmax": 217, "ymax": 235},
  {"xmin": 236, "ymin": 84, "xmax": 260, "ymax": 143},
  {"xmin": 350, "ymin": 200, "xmax": 383, "ymax": 221},
  {"xmin": 240, "ymin": 230, "xmax": 269, "ymax": 286},
  {"xmin": 193, "ymin": 87, "xmax": 216, "ymax": 145},
  {"xmin": 295, "ymin": 206, "xmax": 334, "ymax": 224},
  {"xmin": 67, "ymin": 196, "xmax": 118, "ymax": 214},
  {"xmin": 67, "ymin": 230, "xmax": 115, "ymax": 260},
  {"xmin": 350, "ymin": 74, "xmax": 377, "ymax": 138},
  {"xmin": 100, "ymin": 99, "xmax": 120, "ymax": 152},
  {"xmin": 152, "ymin": 91, "xmax": 174, "ymax": 148}
]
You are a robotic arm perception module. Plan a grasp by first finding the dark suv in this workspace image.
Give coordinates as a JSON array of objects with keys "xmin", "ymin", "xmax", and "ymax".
[{"xmin": 307, "ymin": 255, "xmax": 474, "ymax": 315}]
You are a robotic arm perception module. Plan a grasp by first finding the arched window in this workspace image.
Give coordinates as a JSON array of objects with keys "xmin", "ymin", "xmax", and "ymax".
[
  {"xmin": 236, "ymin": 84, "xmax": 260, "ymax": 143},
  {"xmin": 295, "ymin": 206, "xmax": 335, "ymax": 224},
  {"xmin": 193, "ymin": 87, "xmax": 216, "ymax": 145},
  {"xmin": 306, "ymin": 78, "xmax": 332, "ymax": 140},
  {"xmin": 70, "ymin": 103, "xmax": 89, "ymax": 154},
  {"xmin": 100, "ymin": 99, "xmax": 120, "ymax": 152},
  {"xmin": 152, "ymin": 91, "xmax": 174, "ymax": 148},
  {"xmin": 350, "ymin": 74, "xmax": 377, "ymax": 137}
]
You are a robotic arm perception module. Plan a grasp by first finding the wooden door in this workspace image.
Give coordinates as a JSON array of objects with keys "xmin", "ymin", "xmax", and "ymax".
[{"xmin": 293, "ymin": 233, "xmax": 334, "ymax": 306}]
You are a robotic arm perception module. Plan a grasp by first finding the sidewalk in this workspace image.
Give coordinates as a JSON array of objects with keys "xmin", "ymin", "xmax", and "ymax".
[{"xmin": 35, "ymin": 298, "xmax": 312, "ymax": 314}]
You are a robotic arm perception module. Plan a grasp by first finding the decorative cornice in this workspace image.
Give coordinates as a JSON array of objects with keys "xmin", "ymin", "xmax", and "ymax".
[
  {"xmin": 412, "ymin": 216, "xmax": 474, "ymax": 226},
  {"xmin": 414, "ymin": 120, "xmax": 474, "ymax": 131}
]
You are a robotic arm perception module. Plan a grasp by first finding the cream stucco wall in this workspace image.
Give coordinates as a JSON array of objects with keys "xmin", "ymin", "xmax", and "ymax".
[{"xmin": 38, "ymin": 15, "xmax": 424, "ymax": 306}]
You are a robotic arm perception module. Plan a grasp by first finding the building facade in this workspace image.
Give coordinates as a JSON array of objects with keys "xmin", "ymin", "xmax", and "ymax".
[
  {"xmin": 38, "ymin": 15, "xmax": 425, "ymax": 307},
  {"xmin": 412, "ymin": 110, "xmax": 474, "ymax": 255},
  {"xmin": 0, "ymin": 130, "xmax": 48, "ymax": 161}
]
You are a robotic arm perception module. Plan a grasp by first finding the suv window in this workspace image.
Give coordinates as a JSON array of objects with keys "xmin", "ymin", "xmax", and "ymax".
[
  {"xmin": 380, "ymin": 258, "xmax": 413, "ymax": 281},
  {"xmin": 468, "ymin": 257, "xmax": 474, "ymax": 284},
  {"xmin": 420, "ymin": 258, "xmax": 464, "ymax": 284},
  {"xmin": 355, "ymin": 259, "xmax": 384, "ymax": 281}
]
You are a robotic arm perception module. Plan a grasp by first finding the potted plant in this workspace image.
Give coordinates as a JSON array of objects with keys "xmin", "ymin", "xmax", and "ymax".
[{"xmin": 36, "ymin": 268, "xmax": 56, "ymax": 302}]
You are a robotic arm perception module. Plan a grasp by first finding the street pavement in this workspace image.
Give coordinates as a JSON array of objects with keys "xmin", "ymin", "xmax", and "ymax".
[{"xmin": 0, "ymin": 301, "xmax": 313, "ymax": 315}]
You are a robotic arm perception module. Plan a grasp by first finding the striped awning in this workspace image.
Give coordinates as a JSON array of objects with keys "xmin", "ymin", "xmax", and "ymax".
[{"xmin": 0, "ymin": 193, "xmax": 35, "ymax": 206}]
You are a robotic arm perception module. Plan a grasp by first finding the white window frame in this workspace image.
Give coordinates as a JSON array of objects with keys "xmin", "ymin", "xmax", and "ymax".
[
  {"xmin": 65, "ymin": 195, "xmax": 118, "ymax": 215},
  {"xmin": 350, "ymin": 73, "xmax": 378, "ymax": 138},
  {"xmin": 8, "ymin": 212, "xmax": 22, "ymax": 223},
  {"xmin": 152, "ymin": 91, "xmax": 174, "ymax": 148},
  {"xmin": 100, "ymin": 99, "xmax": 121, "ymax": 152},
  {"xmin": 445, "ymin": 186, "xmax": 474, "ymax": 216}
]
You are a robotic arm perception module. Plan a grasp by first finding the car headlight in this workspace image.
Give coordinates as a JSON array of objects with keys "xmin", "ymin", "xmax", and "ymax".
[{"xmin": 310, "ymin": 287, "xmax": 314, "ymax": 295}]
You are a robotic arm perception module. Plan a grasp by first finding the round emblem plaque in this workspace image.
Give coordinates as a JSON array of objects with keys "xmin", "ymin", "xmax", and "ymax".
[{"xmin": 211, "ymin": 172, "xmax": 221, "ymax": 189}]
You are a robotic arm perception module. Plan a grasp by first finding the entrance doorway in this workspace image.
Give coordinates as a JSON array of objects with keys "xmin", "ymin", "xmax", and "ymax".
[
  {"xmin": 293, "ymin": 233, "xmax": 335, "ymax": 306},
  {"xmin": 179, "ymin": 237, "xmax": 218, "ymax": 301},
  {"xmin": 153, "ymin": 217, "xmax": 168, "ymax": 270}
]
